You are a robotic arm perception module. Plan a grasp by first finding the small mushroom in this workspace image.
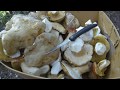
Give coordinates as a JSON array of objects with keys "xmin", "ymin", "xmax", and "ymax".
[
  {"xmin": 50, "ymin": 53, "xmax": 62, "ymax": 75},
  {"xmin": 48, "ymin": 11, "xmax": 65, "ymax": 22},
  {"xmin": 64, "ymin": 44, "xmax": 93, "ymax": 66},
  {"xmin": 52, "ymin": 22, "xmax": 67, "ymax": 34},
  {"xmin": 63, "ymin": 12, "xmax": 80, "ymax": 32},
  {"xmin": 61, "ymin": 61, "xmax": 82, "ymax": 79},
  {"xmin": 21, "ymin": 62, "xmax": 50, "ymax": 76},
  {"xmin": 94, "ymin": 59, "xmax": 110, "ymax": 77},
  {"xmin": 42, "ymin": 18, "xmax": 52, "ymax": 33},
  {"xmin": 69, "ymin": 37, "xmax": 84, "ymax": 53},
  {"xmin": 91, "ymin": 34, "xmax": 110, "ymax": 62},
  {"xmin": 95, "ymin": 42, "xmax": 106, "ymax": 55}
]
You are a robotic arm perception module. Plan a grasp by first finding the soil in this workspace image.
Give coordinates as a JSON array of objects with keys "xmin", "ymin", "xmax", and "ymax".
[{"xmin": 0, "ymin": 11, "xmax": 120, "ymax": 79}]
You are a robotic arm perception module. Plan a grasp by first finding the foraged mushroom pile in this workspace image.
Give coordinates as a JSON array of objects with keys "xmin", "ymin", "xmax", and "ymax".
[{"xmin": 0, "ymin": 11, "xmax": 111, "ymax": 79}]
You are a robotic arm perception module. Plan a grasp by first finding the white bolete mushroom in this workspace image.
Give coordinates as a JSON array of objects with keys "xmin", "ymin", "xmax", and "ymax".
[
  {"xmin": 21, "ymin": 62, "xmax": 50, "ymax": 76},
  {"xmin": 64, "ymin": 44, "xmax": 93, "ymax": 66}
]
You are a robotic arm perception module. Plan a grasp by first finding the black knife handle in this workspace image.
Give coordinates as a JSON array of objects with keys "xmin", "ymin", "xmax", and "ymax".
[{"xmin": 69, "ymin": 24, "xmax": 97, "ymax": 41}]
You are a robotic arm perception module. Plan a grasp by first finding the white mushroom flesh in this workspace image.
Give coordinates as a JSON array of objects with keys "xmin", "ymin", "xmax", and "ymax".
[
  {"xmin": 42, "ymin": 18, "xmax": 52, "ymax": 33},
  {"xmin": 69, "ymin": 37, "xmax": 84, "ymax": 53},
  {"xmin": 95, "ymin": 42, "xmax": 106, "ymax": 55}
]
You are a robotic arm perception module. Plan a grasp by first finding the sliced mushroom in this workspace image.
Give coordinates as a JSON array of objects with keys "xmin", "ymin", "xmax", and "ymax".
[
  {"xmin": 64, "ymin": 44, "xmax": 93, "ymax": 66},
  {"xmin": 11, "ymin": 56, "xmax": 24, "ymax": 71},
  {"xmin": 69, "ymin": 37, "xmax": 84, "ymax": 53},
  {"xmin": 61, "ymin": 61, "xmax": 82, "ymax": 79},
  {"xmin": 24, "ymin": 32, "xmax": 59, "ymax": 67},
  {"xmin": 42, "ymin": 18, "xmax": 52, "ymax": 33},
  {"xmin": 21, "ymin": 62, "xmax": 50, "ymax": 76},
  {"xmin": 48, "ymin": 11, "xmax": 65, "ymax": 22},
  {"xmin": 52, "ymin": 22, "xmax": 67, "ymax": 34},
  {"xmin": 50, "ymin": 53, "xmax": 62, "ymax": 75},
  {"xmin": 63, "ymin": 12, "xmax": 80, "ymax": 32},
  {"xmin": 91, "ymin": 34, "xmax": 110, "ymax": 62}
]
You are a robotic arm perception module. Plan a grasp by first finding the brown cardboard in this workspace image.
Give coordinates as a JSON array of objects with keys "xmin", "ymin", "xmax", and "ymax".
[{"xmin": 0, "ymin": 11, "xmax": 120, "ymax": 79}]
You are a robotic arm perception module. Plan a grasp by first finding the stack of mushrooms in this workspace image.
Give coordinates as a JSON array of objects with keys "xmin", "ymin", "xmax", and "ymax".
[{"xmin": 0, "ymin": 11, "xmax": 110, "ymax": 79}]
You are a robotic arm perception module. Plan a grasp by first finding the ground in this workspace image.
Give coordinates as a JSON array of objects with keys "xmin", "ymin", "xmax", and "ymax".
[{"xmin": 0, "ymin": 11, "xmax": 120, "ymax": 79}]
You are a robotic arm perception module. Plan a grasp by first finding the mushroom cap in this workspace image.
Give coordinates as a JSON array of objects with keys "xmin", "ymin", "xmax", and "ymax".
[
  {"xmin": 2, "ymin": 14, "xmax": 45, "ymax": 55},
  {"xmin": 48, "ymin": 11, "xmax": 65, "ymax": 22},
  {"xmin": 64, "ymin": 44, "xmax": 93, "ymax": 66},
  {"xmin": 91, "ymin": 34, "xmax": 110, "ymax": 62},
  {"xmin": 63, "ymin": 12, "xmax": 80, "ymax": 32},
  {"xmin": 24, "ymin": 32, "xmax": 59, "ymax": 67}
]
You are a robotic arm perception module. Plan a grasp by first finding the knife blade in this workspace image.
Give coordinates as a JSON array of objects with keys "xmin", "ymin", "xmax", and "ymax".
[{"xmin": 46, "ymin": 24, "xmax": 97, "ymax": 54}]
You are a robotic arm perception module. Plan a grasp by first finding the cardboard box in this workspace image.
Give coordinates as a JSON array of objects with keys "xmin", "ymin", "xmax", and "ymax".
[{"xmin": 0, "ymin": 11, "xmax": 120, "ymax": 79}]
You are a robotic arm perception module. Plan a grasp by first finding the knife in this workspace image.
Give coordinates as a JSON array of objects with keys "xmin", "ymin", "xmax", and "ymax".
[{"xmin": 46, "ymin": 24, "xmax": 97, "ymax": 54}]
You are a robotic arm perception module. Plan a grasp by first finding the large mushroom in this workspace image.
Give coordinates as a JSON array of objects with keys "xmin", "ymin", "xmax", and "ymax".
[
  {"xmin": 64, "ymin": 44, "xmax": 93, "ymax": 66},
  {"xmin": 24, "ymin": 32, "xmax": 59, "ymax": 67},
  {"xmin": 2, "ymin": 14, "xmax": 45, "ymax": 56},
  {"xmin": 90, "ymin": 34, "xmax": 110, "ymax": 62}
]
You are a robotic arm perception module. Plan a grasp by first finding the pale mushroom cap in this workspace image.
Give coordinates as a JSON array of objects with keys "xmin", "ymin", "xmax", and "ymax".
[
  {"xmin": 2, "ymin": 14, "xmax": 45, "ymax": 55},
  {"xmin": 64, "ymin": 44, "xmax": 93, "ymax": 66},
  {"xmin": 69, "ymin": 37, "xmax": 84, "ymax": 53},
  {"xmin": 24, "ymin": 32, "xmax": 59, "ymax": 67},
  {"xmin": 95, "ymin": 42, "xmax": 106, "ymax": 55},
  {"xmin": 85, "ymin": 19, "xmax": 92, "ymax": 26}
]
